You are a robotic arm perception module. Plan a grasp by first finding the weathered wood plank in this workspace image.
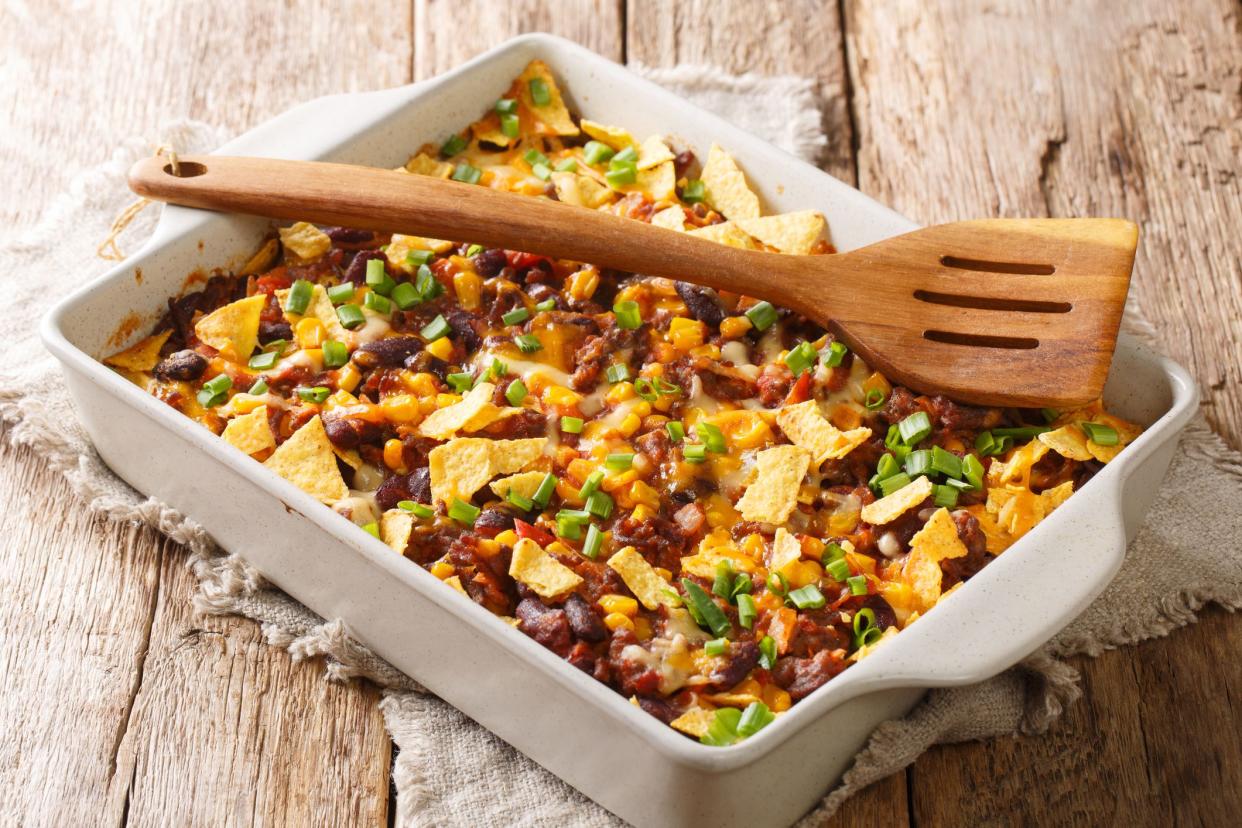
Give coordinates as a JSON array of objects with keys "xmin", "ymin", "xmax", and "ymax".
[
  {"xmin": 844, "ymin": 0, "xmax": 1242, "ymax": 823},
  {"xmin": 626, "ymin": 0, "xmax": 857, "ymax": 184},
  {"xmin": 413, "ymin": 0, "xmax": 625, "ymax": 79}
]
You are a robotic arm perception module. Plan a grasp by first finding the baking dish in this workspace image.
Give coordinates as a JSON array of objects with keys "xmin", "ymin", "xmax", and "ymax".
[{"xmin": 41, "ymin": 33, "xmax": 1197, "ymax": 827}]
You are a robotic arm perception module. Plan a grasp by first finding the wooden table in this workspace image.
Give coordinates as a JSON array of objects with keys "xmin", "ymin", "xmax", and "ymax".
[{"xmin": 3, "ymin": 2, "xmax": 1239, "ymax": 824}]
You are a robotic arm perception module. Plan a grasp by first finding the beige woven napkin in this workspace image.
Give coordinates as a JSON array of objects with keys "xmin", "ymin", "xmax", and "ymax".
[{"xmin": 2, "ymin": 68, "xmax": 1240, "ymax": 826}]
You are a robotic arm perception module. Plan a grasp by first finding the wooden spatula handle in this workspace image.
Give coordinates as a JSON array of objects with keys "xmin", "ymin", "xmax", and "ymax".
[{"xmin": 128, "ymin": 154, "xmax": 783, "ymax": 299}]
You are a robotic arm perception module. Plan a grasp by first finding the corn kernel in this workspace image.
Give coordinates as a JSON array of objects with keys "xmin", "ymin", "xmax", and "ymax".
[
  {"xmin": 669, "ymin": 317, "xmax": 706, "ymax": 351},
  {"xmin": 704, "ymin": 494, "xmax": 741, "ymax": 529},
  {"xmin": 436, "ymin": 393, "xmax": 462, "ymax": 408},
  {"xmin": 337, "ymin": 361, "xmax": 362, "ymax": 393},
  {"xmin": 709, "ymin": 411, "xmax": 772, "ymax": 450},
  {"xmin": 633, "ymin": 616, "xmax": 653, "ymax": 640},
  {"xmin": 618, "ymin": 413, "xmax": 642, "ymax": 436},
  {"xmin": 605, "ymin": 381, "xmax": 636, "ymax": 405},
  {"xmin": 544, "ymin": 385, "xmax": 582, "ymax": 407},
  {"xmin": 756, "ymin": 591, "xmax": 785, "ymax": 612},
  {"xmin": 861, "ymin": 371, "xmax": 891, "ymax": 400},
  {"xmin": 627, "ymin": 480, "xmax": 661, "ymax": 510},
  {"xmin": 720, "ymin": 315, "xmax": 753, "ymax": 340},
  {"xmin": 404, "ymin": 371, "xmax": 439, "ymax": 398},
  {"xmin": 599, "ymin": 594, "xmax": 639, "ymax": 617},
  {"xmin": 829, "ymin": 403, "xmax": 863, "ymax": 431},
  {"xmin": 742, "ymin": 533, "xmax": 767, "ymax": 559},
  {"xmin": 690, "ymin": 344, "xmax": 721, "ymax": 360},
  {"xmin": 653, "ymin": 567, "xmax": 673, "ymax": 581},
  {"xmin": 567, "ymin": 267, "xmax": 600, "ymax": 301},
  {"xmin": 495, "ymin": 529, "xmax": 518, "ymax": 547},
  {"xmin": 652, "ymin": 342, "xmax": 677, "ymax": 363},
  {"xmin": 381, "ymin": 394, "xmax": 421, "ymax": 424},
  {"xmin": 426, "ymin": 336, "xmax": 455, "ymax": 361},
  {"xmin": 476, "ymin": 539, "xmax": 501, "ymax": 557},
  {"xmin": 631, "ymin": 400, "xmax": 653, "ymax": 418},
  {"xmin": 419, "ymin": 396, "xmax": 439, "ymax": 415},
  {"xmin": 782, "ymin": 559, "xmax": 823, "ymax": 589},
  {"xmin": 763, "ymin": 685, "xmax": 792, "ymax": 713},
  {"xmin": 294, "ymin": 317, "xmax": 325, "ymax": 349},
  {"xmin": 429, "ymin": 560, "xmax": 455, "ymax": 579},
  {"xmin": 228, "ymin": 394, "xmax": 266, "ymax": 415},
  {"xmin": 582, "ymin": 420, "xmax": 614, "ymax": 441},
  {"xmin": 630, "ymin": 504, "xmax": 656, "ymax": 523},
  {"xmin": 453, "ymin": 271, "xmax": 483, "ymax": 310},
  {"xmin": 297, "ymin": 348, "xmax": 324, "ymax": 373},
  {"xmin": 601, "ymin": 469, "xmax": 639, "ymax": 492},
  {"xmin": 603, "ymin": 612, "xmax": 635, "ymax": 632},
  {"xmin": 383, "ymin": 438, "xmax": 407, "ymax": 473}
]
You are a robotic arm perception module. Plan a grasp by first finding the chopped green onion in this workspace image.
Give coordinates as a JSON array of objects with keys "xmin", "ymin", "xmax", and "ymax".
[
  {"xmin": 531, "ymin": 162, "xmax": 552, "ymax": 181},
  {"xmin": 823, "ymin": 542, "xmax": 847, "ymax": 563},
  {"xmin": 654, "ymin": 377, "xmax": 682, "ymax": 396},
  {"xmin": 766, "ymin": 571, "xmax": 789, "ymax": 597},
  {"xmin": 932, "ymin": 483, "xmax": 960, "ymax": 508},
  {"xmin": 495, "ymin": 97, "xmax": 518, "ymax": 115},
  {"xmin": 583, "ymin": 140, "xmax": 615, "ymax": 165},
  {"xmin": 666, "ymin": 422, "xmax": 685, "ymax": 442},
  {"xmin": 731, "ymin": 573, "xmax": 754, "ymax": 599},
  {"xmin": 440, "ymin": 134, "xmax": 467, "ymax": 157},
  {"xmin": 560, "ymin": 416, "xmax": 584, "ymax": 434},
  {"xmin": 696, "ymin": 422, "xmax": 727, "ymax": 454},
  {"xmin": 556, "ymin": 517, "xmax": 582, "ymax": 540},
  {"xmin": 744, "ymin": 300, "xmax": 777, "ymax": 332},
  {"xmin": 897, "ymin": 411, "xmax": 932, "ymax": 445},
  {"xmin": 362, "ymin": 521, "xmax": 380, "ymax": 538},
  {"xmin": 758, "ymin": 635, "xmax": 777, "ymax": 669},
  {"xmin": 878, "ymin": 472, "xmax": 914, "ymax": 497},
  {"xmin": 847, "ymin": 574, "xmax": 869, "ymax": 596},
  {"xmin": 415, "ymin": 264, "xmax": 443, "ymax": 299},
  {"xmin": 336, "ymin": 304, "xmax": 366, "ymax": 330},
  {"xmin": 451, "ymin": 163, "xmax": 482, "ymax": 184},
  {"xmin": 875, "ymin": 453, "xmax": 901, "ymax": 480},
  {"xmin": 821, "ymin": 340, "xmax": 849, "ymax": 368},
  {"xmin": 532, "ymin": 473, "xmax": 558, "ymax": 509},
  {"xmin": 534, "ymin": 298, "xmax": 556, "ymax": 312},
  {"xmin": 529, "ymin": 77, "xmax": 551, "ymax": 106},
  {"xmin": 391, "ymin": 281, "xmax": 422, "ymax": 310},
  {"xmin": 398, "ymin": 501, "xmax": 435, "ymax": 519},
  {"xmin": 680, "ymin": 579, "xmax": 731, "ymax": 637},
  {"xmin": 975, "ymin": 431, "xmax": 1012, "ymax": 457},
  {"xmin": 502, "ymin": 307, "xmax": 530, "ymax": 326},
  {"xmin": 420, "ymin": 314, "xmax": 451, "ymax": 341},
  {"xmin": 446, "ymin": 372, "xmax": 473, "ymax": 393},
  {"xmin": 364, "ymin": 291, "xmax": 392, "ymax": 314},
  {"xmin": 586, "ymin": 490, "xmax": 614, "ymax": 520},
  {"xmin": 322, "ymin": 340, "xmax": 349, "ymax": 368},
  {"xmin": 366, "ymin": 258, "xmax": 395, "ymax": 295},
  {"xmin": 605, "ymin": 165, "xmax": 637, "ymax": 187},
  {"xmin": 556, "ymin": 508, "xmax": 591, "ymax": 524},
  {"xmin": 700, "ymin": 707, "xmax": 742, "ymax": 747},
  {"xmin": 864, "ymin": 388, "xmax": 886, "ymax": 410},
  {"xmin": 579, "ymin": 470, "xmax": 604, "ymax": 499},
  {"xmin": 523, "ymin": 147, "xmax": 550, "ymax": 167},
  {"xmin": 605, "ymin": 363, "xmax": 630, "ymax": 384},
  {"xmin": 613, "ymin": 300, "xmax": 642, "ymax": 329},
  {"xmin": 448, "ymin": 498, "xmax": 481, "ymax": 526},
  {"xmin": 298, "ymin": 386, "xmax": 330, "ymax": 404},
  {"xmin": 931, "ymin": 445, "xmax": 962, "ymax": 478},
  {"xmin": 852, "ymin": 608, "xmax": 882, "ymax": 649},
  {"xmin": 248, "ymin": 350, "xmax": 279, "ymax": 371},
  {"xmin": 327, "ymin": 282, "xmax": 356, "ymax": 304},
  {"xmin": 515, "ymin": 334, "xmax": 542, "ymax": 354},
  {"xmin": 196, "ymin": 373, "xmax": 232, "ymax": 408},
  {"xmin": 824, "ymin": 557, "xmax": 851, "ymax": 582},
  {"xmin": 787, "ymin": 584, "xmax": 826, "ymax": 610},
  {"xmin": 904, "ymin": 449, "xmax": 932, "ymax": 477},
  {"xmin": 406, "ymin": 249, "xmax": 434, "ymax": 267},
  {"xmin": 611, "ymin": 146, "xmax": 638, "ymax": 166},
  {"xmin": 605, "ymin": 452, "xmax": 634, "ymax": 471},
  {"xmin": 962, "ymin": 454, "xmax": 984, "ymax": 489},
  {"xmin": 466, "ymin": 243, "xmax": 484, "ymax": 257},
  {"xmin": 992, "ymin": 425, "xmax": 1052, "ymax": 439},
  {"xmin": 507, "ymin": 489, "xmax": 534, "ymax": 512},
  {"xmin": 581, "ymin": 523, "xmax": 604, "ymax": 559},
  {"xmin": 285, "ymin": 279, "xmax": 313, "ymax": 315},
  {"xmin": 554, "ymin": 158, "xmax": 578, "ymax": 172},
  {"xmin": 634, "ymin": 378, "xmax": 658, "ymax": 402},
  {"xmin": 712, "ymin": 560, "xmax": 734, "ymax": 599},
  {"xmin": 683, "ymin": 444, "xmax": 707, "ymax": 463},
  {"xmin": 1041, "ymin": 407, "xmax": 1060, "ymax": 424},
  {"xmin": 736, "ymin": 593, "xmax": 757, "ymax": 629},
  {"xmin": 474, "ymin": 358, "xmax": 506, "ymax": 388},
  {"xmin": 784, "ymin": 341, "xmax": 818, "ymax": 376},
  {"xmin": 505, "ymin": 378, "xmax": 527, "ymax": 406},
  {"xmin": 681, "ymin": 179, "xmax": 706, "ymax": 203},
  {"xmin": 737, "ymin": 701, "xmax": 776, "ymax": 738},
  {"xmin": 247, "ymin": 378, "xmax": 269, "ymax": 395},
  {"xmin": 885, "ymin": 424, "xmax": 911, "ymax": 462},
  {"xmin": 1080, "ymin": 421, "xmax": 1120, "ymax": 446},
  {"xmin": 704, "ymin": 637, "xmax": 728, "ymax": 656}
]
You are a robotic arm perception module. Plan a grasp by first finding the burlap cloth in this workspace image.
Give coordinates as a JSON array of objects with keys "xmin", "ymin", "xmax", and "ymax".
[{"xmin": 2, "ymin": 67, "xmax": 1239, "ymax": 826}]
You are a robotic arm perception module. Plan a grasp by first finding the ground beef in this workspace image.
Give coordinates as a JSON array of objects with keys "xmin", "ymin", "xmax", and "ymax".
[
  {"xmin": 756, "ymin": 365, "xmax": 793, "ymax": 407},
  {"xmin": 607, "ymin": 630, "xmax": 661, "ymax": 697},
  {"xmin": 610, "ymin": 515, "xmax": 690, "ymax": 573},
  {"xmin": 482, "ymin": 408, "xmax": 548, "ymax": 439},
  {"xmin": 516, "ymin": 597, "xmax": 572, "ymax": 657},
  {"xmin": 636, "ymin": 696, "xmax": 680, "ymax": 724},
  {"xmin": 786, "ymin": 614, "xmax": 849, "ymax": 659},
  {"xmin": 941, "ymin": 509, "xmax": 990, "ymax": 587},
  {"xmin": 445, "ymin": 309, "xmax": 483, "ymax": 352},
  {"xmin": 708, "ymin": 640, "xmax": 760, "ymax": 689},
  {"xmin": 566, "ymin": 641, "xmax": 597, "ymax": 675},
  {"xmin": 772, "ymin": 650, "xmax": 847, "ymax": 700},
  {"xmin": 569, "ymin": 333, "xmax": 611, "ymax": 391},
  {"xmin": 474, "ymin": 506, "xmax": 514, "ymax": 538},
  {"xmin": 700, "ymin": 364, "xmax": 759, "ymax": 401}
]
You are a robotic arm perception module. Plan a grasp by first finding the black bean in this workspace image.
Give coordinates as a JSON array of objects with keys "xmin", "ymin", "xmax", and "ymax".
[
  {"xmin": 258, "ymin": 320, "xmax": 292, "ymax": 343},
  {"xmin": 153, "ymin": 349, "xmax": 207, "ymax": 381},
  {"xmin": 357, "ymin": 335, "xmax": 425, "ymax": 366}
]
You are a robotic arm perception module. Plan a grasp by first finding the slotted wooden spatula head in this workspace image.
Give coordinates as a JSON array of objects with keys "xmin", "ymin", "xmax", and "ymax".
[{"xmin": 804, "ymin": 218, "xmax": 1137, "ymax": 408}]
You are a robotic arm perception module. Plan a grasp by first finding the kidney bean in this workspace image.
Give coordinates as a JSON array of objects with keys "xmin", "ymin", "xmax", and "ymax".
[
  {"xmin": 343, "ymin": 249, "xmax": 387, "ymax": 285},
  {"xmin": 356, "ymin": 335, "xmax": 425, "ymax": 366},
  {"xmin": 564, "ymin": 594, "xmax": 607, "ymax": 643},
  {"xmin": 674, "ymin": 281, "xmax": 726, "ymax": 326},
  {"xmin": 324, "ymin": 226, "xmax": 376, "ymax": 245},
  {"xmin": 375, "ymin": 467, "xmax": 431, "ymax": 511},
  {"xmin": 472, "ymin": 248, "xmax": 509, "ymax": 278},
  {"xmin": 153, "ymin": 349, "xmax": 207, "ymax": 381}
]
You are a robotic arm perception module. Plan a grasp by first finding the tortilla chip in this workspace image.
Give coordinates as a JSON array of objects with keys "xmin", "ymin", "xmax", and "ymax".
[
  {"xmin": 580, "ymin": 119, "xmax": 635, "ymax": 150},
  {"xmin": 985, "ymin": 486, "xmax": 1044, "ymax": 538},
  {"xmin": 104, "ymin": 329, "xmax": 172, "ymax": 372},
  {"xmin": 700, "ymin": 143, "xmax": 761, "ymax": 220},
  {"xmin": 220, "ymin": 405, "xmax": 276, "ymax": 456},
  {"xmin": 703, "ymin": 689, "xmax": 764, "ymax": 708},
  {"xmin": 278, "ymin": 221, "xmax": 331, "ymax": 263},
  {"xmin": 428, "ymin": 438, "xmax": 495, "ymax": 506},
  {"xmin": 1038, "ymin": 425, "xmax": 1092, "ymax": 461},
  {"xmin": 238, "ymin": 238, "xmax": 280, "ymax": 276},
  {"xmin": 550, "ymin": 171, "xmax": 614, "ymax": 209},
  {"xmin": 650, "ymin": 205, "xmax": 687, "ymax": 231},
  {"xmin": 686, "ymin": 221, "xmax": 760, "ymax": 250},
  {"xmin": 987, "ymin": 440, "xmax": 1050, "ymax": 486},
  {"xmin": 193, "ymin": 293, "xmax": 265, "ymax": 363},
  {"xmin": 471, "ymin": 113, "xmax": 514, "ymax": 148},
  {"xmin": 734, "ymin": 211, "xmax": 825, "ymax": 255},
  {"xmin": 860, "ymin": 475, "xmax": 934, "ymax": 525},
  {"xmin": 263, "ymin": 415, "xmax": 349, "ymax": 504},
  {"xmin": 489, "ymin": 437, "xmax": 548, "ymax": 475},
  {"xmin": 734, "ymin": 445, "xmax": 812, "ymax": 525},
  {"xmin": 331, "ymin": 444, "xmax": 364, "ymax": 470},
  {"xmin": 637, "ymin": 135, "xmax": 675, "ymax": 170},
  {"xmin": 489, "ymin": 470, "xmax": 548, "ymax": 501},
  {"xmin": 768, "ymin": 527, "xmax": 803, "ymax": 575},
  {"xmin": 380, "ymin": 508, "xmax": 414, "ymax": 555},
  {"xmin": 417, "ymin": 383, "xmax": 500, "ymax": 439},
  {"xmin": 275, "ymin": 283, "xmax": 352, "ymax": 343},
  {"xmin": 848, "ymin": 626, "xmax": 898, "ymax": 662},
  {"xmin": 624, "ymin": 161, "xmax": 676, "ymax": 201},
  {"xmin": 902, "ymin": 507, "xmax": 969, "ymax": 611},
  {"xmin": 967, "ymin": 504, "xmax": 1013, "ymax": 555},
  {"xmin": 669, "ymin": 707, "xmax": 716, "ymax": 738},
  {"xmin": 509, "ymin": 537, "xmax": 584, "ymax": 600},
  {"xmin": 516, "ymin": 61, "xmax": 578, "ymax": 136},
  {"xmin": 776, "ymin": 400, "xmax": 871, "ymax": 465},
  {"xmin": 404, "ymin": 152, "xmax": 453, "ymax": 178},
  {"xmin": 385, "ymin": 234, "xmax": 454, "ymax": 274},
  {"xmin": 607, "ymin": 545, "xmax": 679, "ymax": 611},
  {"xmin": 1042, "ymin": 480, "xmax": 1074, "ymax": 512}
]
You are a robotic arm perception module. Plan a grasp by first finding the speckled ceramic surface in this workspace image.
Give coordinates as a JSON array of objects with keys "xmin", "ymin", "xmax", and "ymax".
[{"xmin": 41, "ymin": 34, "xmax": 1197, "ymax": 828}]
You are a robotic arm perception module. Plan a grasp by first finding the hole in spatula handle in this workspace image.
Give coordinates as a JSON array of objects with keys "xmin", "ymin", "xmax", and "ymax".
[
  {"xmin": 940, "ymin": 255, "xmax": 1055, "ymax": 276},
  {"xmin": 923, "ymin": 330, "xmax": 1039, "ymax": 350},
  {"xmin": 164, "ymin": 161, "xmax": 207, "ymax": 178}
]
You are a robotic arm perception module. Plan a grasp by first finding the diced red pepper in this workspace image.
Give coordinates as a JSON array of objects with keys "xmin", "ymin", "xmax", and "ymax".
[
  {"xmin": 505, "ymin": 250, "xmax": 549, "ymax": 270},
  {"xmin": 254, "ymin": 267, "xmax": 292, "ymax": 294},
  {"xmin": 514, "ymin": 519, "xmax": 555, "ymax": 547},
  {"xmin": 783, "ymin": 371, "xmax": 813, "ymax": 405}
]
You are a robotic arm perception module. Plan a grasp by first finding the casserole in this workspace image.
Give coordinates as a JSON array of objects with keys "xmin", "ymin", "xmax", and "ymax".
[{"xmin": 42, "ymin": 33, "xmax": 1197, "ymax": 827}]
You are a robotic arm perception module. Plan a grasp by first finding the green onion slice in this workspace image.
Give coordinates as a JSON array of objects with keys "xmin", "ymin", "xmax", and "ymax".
[
  {"xmin": 560, "ymin": 416, "xmax": 584, "ymax": 434},
  {"xmin": 864, "ymin": 388, "xmax": 886, "ymax": 410},
  {"xmin": 586, "ymin": 490, "xmax": 614, "ymax": 520},
  {"xmin": 583, "ymin": 141, "xmax": 615, "ymax": 165},
  {"xmin": 711, "ymin": 559, "xmax": 734, "ymax": 599},
  {"xmin": 363, "ymin": 291, "xmax": 391, "ymax": 314},
  {"xmin": 878, "ymin": 472, "xmax": 914, "ymax": 497},
  {"xmin": 787, "ymin": 584, "xmax": 826, "ymax": 610},
  {"xmin": 613, "ymin": 300, "xmax": 642, "ymax": 329},
  {"xmin": 704, "ymin": 637, "xmax": 728, "ymax": 656},
  {"xmin": 451, "ymin": 163, "xmax": 482, "ymax": 184},
  {"xmin": 529, "ymin": 77, "xmax": 551, "ymax": 106},
  {"xmin": 1079, "ymin": 421, "xmax": 1120, "ymax": 446},
  {"xmin": 515, "ymin": 334, "xmax": 542, "ymax": 354},
  {"xmin": 420, "ymin": 314, "xmax": 451, "ymax": 342},
  {"xmin": 821, "ymin": 340, "xmax": 849, "ymax": 368},
  {"xmin": 696, "ymin": 422, "xmax": 727, "ymax": 453},
  {"xmin": 505, "ymin": 378, "xmax": 527, "ymax": 406},
  {"xmin": 391, "ymin": 281, "xmax": 421, "ymax": 311},
  {"xmin": 326, "ymin": 282, "xmax": 355, "ymax": 305},
  {"xmin": 398, "ymin": 500, "xmax": 435, "ymax": 519},
  {"xmin": 783, "ymin": 341, "xmax": 818, "ymax": 376},
  {"xmin": 825, "ymin": 557, "xmax": 850, "ymax": 582},
  {"xmin": 531, "ymin": 473, "xmax": 558, "ymax": 509},
  {"xmin": 336, "ymin": 304, "xmax": 366, "ymax": 330},
  {"xmin": 605, "ymin": 452, "xmax": 633, "ymax": 471},
  {"xmin": 501, "ymin": 307, "xmax": 530, "ymax": 326},
  {"xmin": 446, "ymin": 372, "xmax": 473, "ymax": 393},
  {"xmin": 285, "ymin": 279, "xmax": 313, "ymax": 315},
  {"xmin": 507, "ymin": 489, "xmax": 535, "ymax": 512},
  {"xmin": 666, "ymin": 422, "xmax": 685, "ymax": 443},
  {"xmin": 758, "ymin": 636, "xmax": 777, "ymax": 669},
  {"xmin": 581, "ymin": 523, "xmax": 603, "ymax": 560},
  {"xmin": 736, "ymin": 593, "xmax": 757, "ymax": 629},
  {"xmin": 322, "ymin": 340, "xmax": 349, "ymax": 368},
  {"xmin": 897, "ymin": 411, "xmax": 933, "ymax": 445},
  {"xmin": 680, "ymin": 579, "xmax": 731, "ymax": 637},
  {"xmin": 440, "ymin": 134, "xmax": 467, "ymax": 157},
  {"xmin": 448, "ymin": 498, "xmax": 481, "ymax": 526},
  {"xmin": 683, "ymin": 443, "xmax": 707, "ymax": 463},
  {"xmin": 847, "ymin": 574, "xmax": 869, "ymax": 596},
  {"xmin": 681, "ymin": 179, "xmax": 706, "ymax": 203},
  {"xmin": 247, "ymin": 379, "xmax": 269, "ymax": 396},
  {"xmin": 605, "ymin": 363, "xmax": 630, "ymax": 384},
  {"xmin": 297, "ymin": 386, "xmax": 330, "ymax": 404},
  {"xmin": 744, "ymin": 300, "xmax": 777, "ymax": 332}
]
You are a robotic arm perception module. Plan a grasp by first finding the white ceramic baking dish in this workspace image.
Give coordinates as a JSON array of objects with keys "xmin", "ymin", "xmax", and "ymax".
[{"xmin": 42, "ymin": 34, "xmax": 1197, "ymax": 828}]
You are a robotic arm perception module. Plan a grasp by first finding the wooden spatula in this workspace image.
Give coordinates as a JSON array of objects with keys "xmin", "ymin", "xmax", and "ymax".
[{"xmin": 129, "ymin": 155, "xmax": 1137, "ymax": 408}]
